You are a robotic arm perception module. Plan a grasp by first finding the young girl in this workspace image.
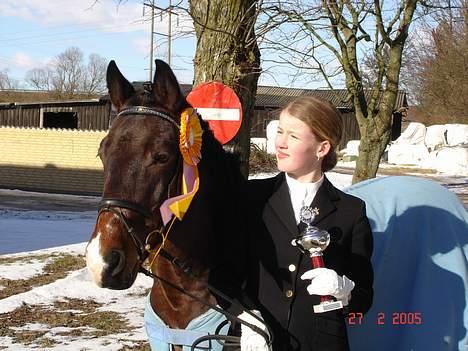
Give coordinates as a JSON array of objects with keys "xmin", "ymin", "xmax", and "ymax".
[{"xmin": 241, "ymin": 96, "xmax": 374, "ymax": 351}]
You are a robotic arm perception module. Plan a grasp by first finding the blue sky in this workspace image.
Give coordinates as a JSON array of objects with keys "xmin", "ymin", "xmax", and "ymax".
[
  {"xmin": 0, "ymin": 0, "xmax": 198, "ymax": 87},
  {"xmin": 0, "ymin": 0, "xmax": 345, "ymax": 90}
]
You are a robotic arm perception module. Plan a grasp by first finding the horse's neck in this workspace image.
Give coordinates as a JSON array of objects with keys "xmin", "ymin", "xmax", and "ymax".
[{"xmin": 149, "ymin": 245, "xmax": 216, "ymax": 329}]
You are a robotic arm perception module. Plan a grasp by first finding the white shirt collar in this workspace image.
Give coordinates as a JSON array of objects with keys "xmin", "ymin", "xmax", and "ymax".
[{"xmin": 285, "ymin": 173, "xmax": 324, "ymax": 224}]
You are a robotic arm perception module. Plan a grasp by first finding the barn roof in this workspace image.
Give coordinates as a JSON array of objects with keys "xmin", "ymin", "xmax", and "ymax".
[
  {"xmin": 179, "ymin": 84, "xmax": 407, "ymax": 111},
  {"xmin": 98, "ymin": 82, "xmax": 408, "ymax": 112}
]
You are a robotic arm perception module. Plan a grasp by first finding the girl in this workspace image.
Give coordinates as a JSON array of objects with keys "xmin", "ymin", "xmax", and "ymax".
[{"xmin": 241, "ymin": 96, "xmax": 374, "ymax": 351}]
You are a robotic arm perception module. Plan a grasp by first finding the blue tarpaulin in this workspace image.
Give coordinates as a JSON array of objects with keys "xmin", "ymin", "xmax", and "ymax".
[{"xmin": 345, "ymin": 176, "xmax": 468, "ymax": 351}]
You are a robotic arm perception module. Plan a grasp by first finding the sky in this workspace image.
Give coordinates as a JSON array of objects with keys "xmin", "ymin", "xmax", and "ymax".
[
  {"xmin": 0, "ymin": 0, "xmax": 198, "ymax": 87},
  {"xmin": 0, "ymin": 0, "xmax": 320, "ymax": 90}
]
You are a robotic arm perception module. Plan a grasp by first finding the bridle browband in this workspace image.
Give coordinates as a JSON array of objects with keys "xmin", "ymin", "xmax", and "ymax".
[{"xmin": 117, "ymin": 106, "xmax": 180, "ymax": 130}]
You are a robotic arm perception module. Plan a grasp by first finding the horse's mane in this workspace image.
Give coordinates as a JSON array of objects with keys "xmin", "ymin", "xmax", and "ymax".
[
  {"xmin": 129, "ymin": 84, "xmax": 244, "ymax": 187},
  {"xmin": 198, "ymin": 117, "xmax": 243, "ymax": 184}
]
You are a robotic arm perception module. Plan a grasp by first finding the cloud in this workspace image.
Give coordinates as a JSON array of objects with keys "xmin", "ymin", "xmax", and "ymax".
[
  {"xmin": 0, "ymin": 0, "xmax": 147, "ymax": 33},
  {"xmin": 12, "ymin": 52, "xmax": 37, "ymax": 70},
  {"xmin": 1, "ymin": 0, "xmax": 195, "ymax": 35}
]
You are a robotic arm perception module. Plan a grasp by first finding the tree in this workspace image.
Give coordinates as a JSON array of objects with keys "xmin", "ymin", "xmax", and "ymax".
[
  {"xmin": 413, "ymin": 7, "xmax": 468, "ymax": 123},
  {"xmin": 0, "ymin": 69, "xmax": 18, "ymax": 90},
  {"xmin": 25, "ymin": 67, "xmax": 54, "ymax": 91},
  {"xmin": 25, "ymin": 47, "xmax": 107, "ymax": 97},
  {"xmin": 262, "ymin": 0, "xmax": 422, "ymax": 183},
  {"xmin": 51, "ymin": 47, "xmax": 84, "ymax": 96},
  {"xmin": 82, "ymin": 53, "xmax": 108, "ymax": 95},
  {"xmin": 188, "ymin": 0, "xmax": 261, "ymax": 177}
]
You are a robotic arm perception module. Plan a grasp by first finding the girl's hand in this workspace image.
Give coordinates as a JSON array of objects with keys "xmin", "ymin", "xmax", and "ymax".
[{"xmin": 301, "ymin": 268, "xmax": 355, "ymax": 306}]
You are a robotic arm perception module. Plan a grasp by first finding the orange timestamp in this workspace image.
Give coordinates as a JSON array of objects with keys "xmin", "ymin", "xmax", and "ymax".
[{"xmin": 346, "ymin": 312, "xmax": 423, "ymax": 325}]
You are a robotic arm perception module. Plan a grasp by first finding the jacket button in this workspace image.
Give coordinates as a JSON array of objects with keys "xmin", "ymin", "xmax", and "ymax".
[
  {"xmin": 285, "ymin": 290, "xmax": 293, "ymax": 298},
  {"xmin": 288, "ymin": 264, "xmax": 296, "ymax": 272}
]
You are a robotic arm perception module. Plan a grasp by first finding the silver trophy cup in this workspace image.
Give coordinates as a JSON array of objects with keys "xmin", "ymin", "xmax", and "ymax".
[{"xmin": 292, "ymin": 206, "xmax": 343, "ymax": 313}]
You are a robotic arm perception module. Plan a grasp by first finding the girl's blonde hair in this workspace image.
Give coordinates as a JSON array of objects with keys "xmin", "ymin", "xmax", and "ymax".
[{"xmin": 284, "ymin": 96, "xmax": 343, "ymax": 172}]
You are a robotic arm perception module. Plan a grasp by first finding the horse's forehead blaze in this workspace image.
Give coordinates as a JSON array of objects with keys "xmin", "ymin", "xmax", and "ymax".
[{"xmin": 89, "ymin": 213, "xmax": 120, "ymax": 251}]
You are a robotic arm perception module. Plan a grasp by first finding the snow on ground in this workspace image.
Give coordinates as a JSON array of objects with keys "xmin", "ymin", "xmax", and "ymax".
[
  {"xmin": 0, "ymin": 170, "xmax": 466, "ymax": 350},
  {"xmin": 0, "ymin": 242, "xmax": 153, "ymax": 350}
]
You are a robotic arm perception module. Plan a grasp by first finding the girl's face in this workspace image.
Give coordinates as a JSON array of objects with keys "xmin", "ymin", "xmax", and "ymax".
[{"xmin": 275, "ymin": 110, "xmax": 330, "ymax": 181}]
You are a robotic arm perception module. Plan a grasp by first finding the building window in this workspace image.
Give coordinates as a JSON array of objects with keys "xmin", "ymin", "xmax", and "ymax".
[{"xmin": 43, "ymin": 112, "xmax": 78, "ymax": 129}]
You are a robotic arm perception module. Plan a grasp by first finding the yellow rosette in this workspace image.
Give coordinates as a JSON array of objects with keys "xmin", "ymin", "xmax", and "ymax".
[{"xmin": 179, "ymin": 108, "xmax": 203, "ymax": 166}]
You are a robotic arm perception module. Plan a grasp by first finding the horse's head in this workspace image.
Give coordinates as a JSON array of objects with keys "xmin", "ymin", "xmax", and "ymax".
[{"xmin": 86, "ymin": 60, "xmax": 189, "ymax": 289}]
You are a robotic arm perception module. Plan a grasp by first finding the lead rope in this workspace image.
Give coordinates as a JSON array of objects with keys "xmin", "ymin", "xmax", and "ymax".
[{"xmin": 145, "ymin": 215, "xmax": 177, "ymax": 267}]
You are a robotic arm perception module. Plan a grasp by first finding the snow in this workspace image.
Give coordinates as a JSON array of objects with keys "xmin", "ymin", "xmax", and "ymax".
[
  {"xmin": 0, "ymin": 170, "xmax": 465, "ymax": 350},
  {"xmin": 0, "ymin": 241, "xmax": 153, "ymax": 350}
]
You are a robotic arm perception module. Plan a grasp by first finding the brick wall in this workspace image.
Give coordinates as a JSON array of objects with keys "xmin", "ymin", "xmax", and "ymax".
[{"xmin": 0, "ymin": 127, "xmax": 107, "ymax": 195}]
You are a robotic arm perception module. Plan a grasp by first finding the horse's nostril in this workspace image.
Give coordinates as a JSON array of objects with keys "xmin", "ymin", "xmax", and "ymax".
[{"xmin": 108, "ymin": 250, "xmax": 126, "ymax": 277}]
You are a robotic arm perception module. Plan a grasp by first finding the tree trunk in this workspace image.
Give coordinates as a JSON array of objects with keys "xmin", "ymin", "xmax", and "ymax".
[
  {"xmin": 189, "ymin": 0, "xmax": 261, "ymax": 177},
  {"xmin": 352, "ymin": 39, "xmax": 405, "ymax": 184},
  {"xmin": 352, "ymin": 113, "xmax": 391, "ymax": 183}
]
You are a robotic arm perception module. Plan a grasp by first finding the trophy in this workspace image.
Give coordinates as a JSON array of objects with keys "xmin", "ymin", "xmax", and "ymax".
[{"xmin": 292, "ymin": 206, "xmax": 343, "ymax": 313}]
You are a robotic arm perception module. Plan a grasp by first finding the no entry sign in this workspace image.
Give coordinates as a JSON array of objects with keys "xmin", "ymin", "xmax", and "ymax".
[{"xmin": 187, "ymin": 81, "xmax": 242, "ymax": 145}]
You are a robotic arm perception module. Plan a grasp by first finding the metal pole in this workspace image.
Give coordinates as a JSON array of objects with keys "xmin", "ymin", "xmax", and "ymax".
[
  {"xmin": 168, "ymin": 0, "xmax": 172, "ymax": 66},
  {"xmin": 149, "ymin": 0, "xmax": 155, "ymax": 80}
]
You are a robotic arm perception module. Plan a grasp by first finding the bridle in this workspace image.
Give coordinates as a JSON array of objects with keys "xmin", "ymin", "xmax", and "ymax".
[
  {"xmin": 96, "ymin": 105, "xmax": 273, "ymax": 350},
  {"xmin": 98, "ymin": 106, "xmax": 181, "ymax": 263}
]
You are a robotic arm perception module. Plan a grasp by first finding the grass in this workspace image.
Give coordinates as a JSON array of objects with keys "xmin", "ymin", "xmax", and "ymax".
[
  {"xmin": 0, "ymin": 252, "xmax": 151, "ymax": 349},
  {"xmin": 0, "ymin": 298, "xmax": 133, "ymax": 347},
  {"xmin": 0, "ymin": 254, "xmax": 53, "ymax": 265},
  {"xmin": 249, "ymin": 143, "xmax": 277, "ymax": 174},
  {"xmin": 0, "ymin": 253, "xmax": 86, "ymax": 299},
  {"xmin": 118, "ymin": 343, "xmax": 152, "ymax": 350},
  {"xmin": 378, "ymin": 165, "xmax": 438, "ymax": 175}
]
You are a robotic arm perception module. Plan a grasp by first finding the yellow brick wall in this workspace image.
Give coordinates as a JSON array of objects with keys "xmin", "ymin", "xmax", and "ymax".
[{"xmin": 0, "ymin": 127, "xmax": 107, "ymax": 194}]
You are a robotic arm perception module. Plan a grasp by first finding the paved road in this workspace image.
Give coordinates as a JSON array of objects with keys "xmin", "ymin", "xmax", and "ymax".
[
  {"xmin": 334, "ymin": 167, "xmax": 468, "ymax": 207},
  {"xmin": 0, "ymin": 170, "xmax": 466, "ymax": 211},
  {"xmin": 0, "ymin": 189, "xmax": 99, "ymax": 212}
]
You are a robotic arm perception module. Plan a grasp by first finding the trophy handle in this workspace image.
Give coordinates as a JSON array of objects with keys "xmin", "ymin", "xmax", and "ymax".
[{"xmin": 310, "ymin": 255, "xmax": 334, "ymax": 304}]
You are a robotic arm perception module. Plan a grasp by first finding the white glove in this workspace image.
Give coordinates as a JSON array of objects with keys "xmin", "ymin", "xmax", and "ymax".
[
  {"xmin": 301, "ymin": 268, "xmax": 355, "ymax": 306},
  {"xmin": 238, "ymin": 310, "xmax": 272, "ymax": 351}
]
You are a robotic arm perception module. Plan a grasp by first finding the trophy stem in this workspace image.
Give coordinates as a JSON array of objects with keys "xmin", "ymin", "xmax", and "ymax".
[
  {"xmin": 310, "ymin": 255, "xmax": 324, "ymax": 268},
  {"xmin": 309, "ymin": 255, "xmax": 330, "ymax": 304}
]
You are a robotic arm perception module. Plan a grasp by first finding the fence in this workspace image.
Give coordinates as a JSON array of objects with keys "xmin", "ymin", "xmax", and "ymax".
[{"xmin": 0, "ymin": 127, "xmax": 106, "ymax": 195}]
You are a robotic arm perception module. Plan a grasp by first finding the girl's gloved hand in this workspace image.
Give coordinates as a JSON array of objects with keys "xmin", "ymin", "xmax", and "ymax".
[
  {"xmin": 301, "ymin": 267, "xmax": 355, "ymax": 306},
  {"xmin": 238, "ymin": 310, "xmax": 272, "ymax": 351}
]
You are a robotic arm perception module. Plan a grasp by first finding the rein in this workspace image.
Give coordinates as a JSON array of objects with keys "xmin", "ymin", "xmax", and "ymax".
[{"xmin": 100, "ymin": 105, "xmax": 273, "ymax": 350}]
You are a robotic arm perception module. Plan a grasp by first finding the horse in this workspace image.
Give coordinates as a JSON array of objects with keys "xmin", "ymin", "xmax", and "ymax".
[{"xmin": 85, "ymin": 59, "xmax": 249, "ymax": 351}]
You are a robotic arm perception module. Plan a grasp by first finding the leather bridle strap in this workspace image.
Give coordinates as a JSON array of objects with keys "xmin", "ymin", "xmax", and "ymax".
[
  {"xmin": 99, "ymin": 199, "xmax": 152, "ymax": 219},
  {"xmin": 116, "ymin": 106, "xmax": 180, "ymax": 130},
  {"xmin": 97, "ymin": 202, "xmax": 148, "ymax": 260}
]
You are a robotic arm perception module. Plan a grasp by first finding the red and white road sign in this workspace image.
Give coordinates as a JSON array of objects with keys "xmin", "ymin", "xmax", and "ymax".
[{"xmin": 187, "ymin": 81, "xmax": 242, "ymax": 145}]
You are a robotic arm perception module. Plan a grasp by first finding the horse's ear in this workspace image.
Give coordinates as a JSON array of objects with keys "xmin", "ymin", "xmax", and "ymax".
[
  {"xmin": 106, "ymin": 60, "xmax": 135, "ymax": 111},
  {"xmin": 152, "ymin": 59, "xmax": 186, "ymax": 112}
]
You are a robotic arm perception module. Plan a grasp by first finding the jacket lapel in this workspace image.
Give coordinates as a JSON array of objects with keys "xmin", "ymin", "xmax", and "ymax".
[
  {"xmin": 309, "ymin": 176, "xmax": 339, "ymax": 225},
  {"xmin": 264, "ymin": 174, "xmax": 298, "ymax": 236}
]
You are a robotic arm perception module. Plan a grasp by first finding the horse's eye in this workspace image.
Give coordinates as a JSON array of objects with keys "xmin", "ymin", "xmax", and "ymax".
[{"xmin": 152, "ymin": 153, "xmax": 169, "ymax": 164}]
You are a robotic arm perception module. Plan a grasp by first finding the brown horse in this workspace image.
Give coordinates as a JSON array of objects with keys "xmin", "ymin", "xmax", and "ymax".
[{"xmin": 85, "ymin": 60, "xmax": 246, "ymax": 350}]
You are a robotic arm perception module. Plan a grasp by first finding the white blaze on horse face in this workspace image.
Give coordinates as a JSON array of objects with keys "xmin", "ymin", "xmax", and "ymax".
[{"xmin": 86, "ymin": 232, "xmax": 107, "ymax": 287}]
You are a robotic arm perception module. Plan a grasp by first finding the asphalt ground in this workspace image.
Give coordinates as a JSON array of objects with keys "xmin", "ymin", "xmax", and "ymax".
[
  {"xmin": 0, "ymin": 170, "xmax": 466, "ymax": 211},
  {"xmin": 333, "ymin": 166, "xmax": 468, "ymax": 207},
  {"xmin": 0, "ymin": 189, "xmax": 99, "ymax": 212}
]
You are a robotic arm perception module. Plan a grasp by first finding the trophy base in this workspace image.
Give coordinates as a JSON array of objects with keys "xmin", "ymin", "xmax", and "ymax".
[{"xmin": 313, "ymin": 300, "xmax": 343, "ymax": 313}]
